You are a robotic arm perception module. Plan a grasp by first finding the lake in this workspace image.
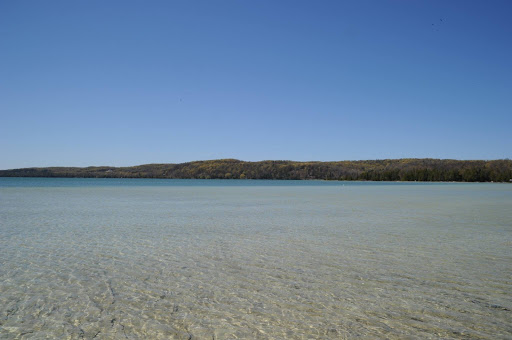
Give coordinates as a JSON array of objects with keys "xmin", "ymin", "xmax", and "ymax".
[{"xmin": 0, "ymin": 178, "xmax": 511, "ymax": 339}]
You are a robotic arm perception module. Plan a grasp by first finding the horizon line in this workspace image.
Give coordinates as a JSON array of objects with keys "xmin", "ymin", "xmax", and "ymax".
[{"xmin": 2, "ymin": 157, "xmax": 511, "ymax": 171}]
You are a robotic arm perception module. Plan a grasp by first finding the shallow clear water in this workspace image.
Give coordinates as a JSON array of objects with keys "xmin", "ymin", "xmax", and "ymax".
[{"xmin": 1, "ymin": 178, "xmax": 511, "ymax": 339}]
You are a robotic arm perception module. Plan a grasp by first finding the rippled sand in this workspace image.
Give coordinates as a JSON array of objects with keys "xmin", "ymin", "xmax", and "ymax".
[{"xmin": 1, "ymin": 180, "xmax": 511, "ymax": 339}]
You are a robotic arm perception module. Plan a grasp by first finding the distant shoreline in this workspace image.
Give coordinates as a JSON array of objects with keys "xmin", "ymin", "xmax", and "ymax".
[
  {"xmin": 0, "ymin": 177, "xmax": 509, "ymax": 185},
  {"xmin": 1, "ymin": 159, "xmax": 511, "ymax": 183}
]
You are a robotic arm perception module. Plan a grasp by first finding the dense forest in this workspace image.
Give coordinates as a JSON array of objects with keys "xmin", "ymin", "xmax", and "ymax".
[{"xmin": 1, "ymin": 159, "xmax": 511, "ymax": 182}]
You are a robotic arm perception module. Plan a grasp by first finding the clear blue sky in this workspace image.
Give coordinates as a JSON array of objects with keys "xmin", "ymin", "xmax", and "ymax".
[{"xmin": 1, "ymin": 1, "xmax": 511, "ymax": 169}]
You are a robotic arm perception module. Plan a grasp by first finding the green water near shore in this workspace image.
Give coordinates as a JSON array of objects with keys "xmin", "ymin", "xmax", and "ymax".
[{"xmin": 1, "ymin": 179, "xmax": 511, "ymax": 338}]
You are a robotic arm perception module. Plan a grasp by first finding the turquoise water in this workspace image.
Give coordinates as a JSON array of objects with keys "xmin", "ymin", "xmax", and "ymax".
[{"xmin": 1, "ymin": 178, "xmax": 511, "ymax": 339}]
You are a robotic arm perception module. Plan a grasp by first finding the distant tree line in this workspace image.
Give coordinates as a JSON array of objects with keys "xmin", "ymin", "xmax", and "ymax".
[{"xmin": 1, "ymin": 159, "xmax": 511, "ymax": 182}]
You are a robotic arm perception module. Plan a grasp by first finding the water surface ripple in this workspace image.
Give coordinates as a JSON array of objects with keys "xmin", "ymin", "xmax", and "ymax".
[{"xmin": 1, "ymin": 179, "xmax": 511, "ymax": 339}]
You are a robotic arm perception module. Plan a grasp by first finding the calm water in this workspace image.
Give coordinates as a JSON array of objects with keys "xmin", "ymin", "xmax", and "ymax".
[{"xmin": 1, "ymin": 178, "xmax": 511, "ymax": 339}]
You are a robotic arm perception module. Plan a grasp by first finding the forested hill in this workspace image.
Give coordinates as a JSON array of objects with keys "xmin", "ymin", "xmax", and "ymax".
[{"xmin": 1, "ymin": 159, "xmax": 511, "ymax": 182}]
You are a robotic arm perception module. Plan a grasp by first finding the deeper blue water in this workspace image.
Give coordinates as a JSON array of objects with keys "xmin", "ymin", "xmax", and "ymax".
[{"xmin": 0, "ymin": 177, "xmax": 468, "ymax": 187}]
